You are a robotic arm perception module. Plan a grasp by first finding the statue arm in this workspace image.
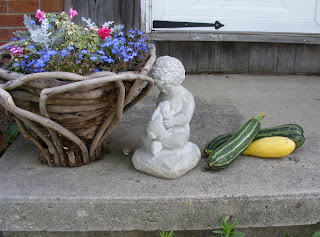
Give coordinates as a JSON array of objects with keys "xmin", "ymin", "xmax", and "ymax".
[
  {"xmin": 164, "ymin": 93, "xmax": 194, "ymax": 127},
  {"xmin": 174, "ymin": 94, "xmax": 194, "ymax": 126}
]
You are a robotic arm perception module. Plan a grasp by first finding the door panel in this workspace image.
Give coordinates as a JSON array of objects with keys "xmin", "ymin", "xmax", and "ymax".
[{"xmin": 151, "ymin": 0, "xmax": 320, "ymax": 33}]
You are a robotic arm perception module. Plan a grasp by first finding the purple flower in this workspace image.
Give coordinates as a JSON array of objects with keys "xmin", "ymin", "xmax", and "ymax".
[
  {"xmin": 10, "ymin": 46, "xmax": 23, "ymax": 56},
  {"xmin": 35, "ymin": 9, "xmax": 46, "ymax": 23},
  {"xmin": 68, "ymin": 7, "xmax": 78, "ymax": 20}
]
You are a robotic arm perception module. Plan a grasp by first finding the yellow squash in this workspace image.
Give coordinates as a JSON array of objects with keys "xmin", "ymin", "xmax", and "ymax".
[{"xmin": 242, "ymin": 136, "xmax": 296, "ymax": 158}]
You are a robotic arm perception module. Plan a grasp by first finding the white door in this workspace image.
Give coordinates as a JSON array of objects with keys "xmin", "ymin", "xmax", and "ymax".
[{"xmin": 147, "ymin": 0, "xmax": 320, "ymax": 33}]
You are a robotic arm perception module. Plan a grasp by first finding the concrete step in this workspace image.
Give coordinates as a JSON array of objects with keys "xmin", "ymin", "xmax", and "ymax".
[{"xmin": 0, "ymin": 74, "xmax": 320, "ymax": 237}]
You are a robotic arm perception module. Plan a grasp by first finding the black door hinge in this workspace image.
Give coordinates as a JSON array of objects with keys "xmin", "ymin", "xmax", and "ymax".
[{"xmin": 153, "ymin": 20, "xmax": 224, "ymax": 30}]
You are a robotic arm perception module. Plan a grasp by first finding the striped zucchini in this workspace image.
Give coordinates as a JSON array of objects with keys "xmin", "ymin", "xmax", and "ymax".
[
  {"xmin": 205, "ymin": 124, "xmax": 305, "ymax": 156},
  {"xmin": 208, "ymin": 113, "xmax": 266, "ymax": 170}
]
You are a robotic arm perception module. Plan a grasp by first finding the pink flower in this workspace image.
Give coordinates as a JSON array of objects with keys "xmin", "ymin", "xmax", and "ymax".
[
  {"xmin": 68, "ymin": 7, "xmax": 77, "ymax": 20},
  {"xmin": 97, "ymin": 27, "xmax": 111, "ymax": 39},
  {"xmin": 10, "ymin": 46, "xmax": 23, "ymax": 56},
  {"xmin": 35, "ymin": 9, "xmax": 46, "ymax": 23}
]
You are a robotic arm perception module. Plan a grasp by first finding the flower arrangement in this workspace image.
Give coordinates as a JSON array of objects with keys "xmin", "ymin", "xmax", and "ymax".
[{"xmin": 4, "ymin": 7, "xmax": 152, "ymax": 75}]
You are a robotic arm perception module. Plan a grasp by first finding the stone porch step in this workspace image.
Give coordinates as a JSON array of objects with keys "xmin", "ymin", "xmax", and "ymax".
[{"xmin": 0, "ymin": 74, "xmax": 319, "ymax": 237}]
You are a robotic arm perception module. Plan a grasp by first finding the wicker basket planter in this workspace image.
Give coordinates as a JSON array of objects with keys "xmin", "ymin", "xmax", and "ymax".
[{"xmin": 0, "ymin": 44, "xmax": 156, "ymax": 167}]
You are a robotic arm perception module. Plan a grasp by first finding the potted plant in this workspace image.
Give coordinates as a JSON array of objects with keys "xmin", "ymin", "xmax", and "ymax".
[{"xmin": 0, "ymin": 7, "xmax": 156, "ymax": 167}]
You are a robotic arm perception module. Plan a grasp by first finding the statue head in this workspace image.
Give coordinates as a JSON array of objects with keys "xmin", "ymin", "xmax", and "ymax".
[{"xmin": 150, "ymin": 56, "xmax": 185, "ymax": 86}]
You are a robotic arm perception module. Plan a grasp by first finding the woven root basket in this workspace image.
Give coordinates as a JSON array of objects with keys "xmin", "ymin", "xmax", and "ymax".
[{"xmin": 0, "ymin": 44, "xmax": 156, "ymax": 167}]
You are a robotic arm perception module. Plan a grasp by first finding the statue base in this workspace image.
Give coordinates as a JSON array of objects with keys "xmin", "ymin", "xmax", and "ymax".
[{"xmin": 132, "ymin": 142, "xmax": 201, "ymax": 179}]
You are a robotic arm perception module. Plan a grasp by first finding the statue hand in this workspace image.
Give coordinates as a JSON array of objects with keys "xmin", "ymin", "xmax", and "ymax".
[{"xmin": 163, "ymin": 114, "xmax": 175, "ymax": 129}]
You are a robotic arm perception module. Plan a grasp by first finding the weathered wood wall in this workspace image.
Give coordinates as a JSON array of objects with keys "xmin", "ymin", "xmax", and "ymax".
[
  {"xmin": 64, "ymin": 0, "xmax": 141, "ymax": 34},
  {"xmin": 156, "ymin": 41, "xmax": 320, "ymax": 74},
  {"xmin": 64, "ymin": 0, "xmax": 320, "ymax": 74}
]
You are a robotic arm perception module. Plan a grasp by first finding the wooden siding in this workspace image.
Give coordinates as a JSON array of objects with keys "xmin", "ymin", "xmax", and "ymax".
[
  {"xmin": 64, "ymin": 0, "xmax": 141, "ymax": 34},
  {"xmin": 148, "ymin": 32, "xmax": 320, "ymax": 44},
  {"xmin": 64, "ymin": 0, "xmax": 320, "ymax": 74},
  {"xmin": 155, "ymin": 41, "xmax": 320, "ymax": 74}
]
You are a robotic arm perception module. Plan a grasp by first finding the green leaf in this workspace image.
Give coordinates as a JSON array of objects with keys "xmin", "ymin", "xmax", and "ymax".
[
  {"xmin": 230, "ymin": 219, "xmax": 239, "ymax": 230},
  {"xmin": 231, "ymin": 232, "xmax": 245, "ymax": 237},
  {"xmin": 284, "ymin": 233, "xmax": 291, "ymax": 237},
  {"xmin": 159, "ymin": 229, "xmax": 173, "ymax": 237},
  {"xmin": 222, "ymin": 217, "xmax": 228, "ymax": 227},
  {"xmin": 312, "ymin": 230, "xmax": 320, "ymax": 237},
  {"xmin": 3, "ymin": 122, "xmax": 20, "ymax": 144},
  {"xmin": 212, "ymin": 230, "xmax": 226, "ymax": 234}
]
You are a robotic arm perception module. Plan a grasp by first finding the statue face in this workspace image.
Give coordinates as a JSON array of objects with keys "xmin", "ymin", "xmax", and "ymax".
[{"xmin": 155, "ymin": 80, "xmax": 176, "ymax": 96}]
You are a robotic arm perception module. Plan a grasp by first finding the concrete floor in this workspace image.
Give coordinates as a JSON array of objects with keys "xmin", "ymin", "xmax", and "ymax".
[{"xmin": 0, "ymin": 74, "xmax": 320, "ymax": 236}]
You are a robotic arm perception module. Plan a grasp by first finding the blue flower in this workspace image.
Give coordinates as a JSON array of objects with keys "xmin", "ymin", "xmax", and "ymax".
[
  {"xmin": 42, "ymin": 54, "xmax": 50, "ymax": 62},
  {"xmin": 91, "ymin": 69, "xmax": 100, "ymax": 72},
  {"xmin": 32, "ymin": 69, "xmax": 45, "ymax": 73},
  {"xmin": 20, "ymin": 60, "xmax": 26, "ymax": 69},
  {"xmin": 51, "ymin": 18, "xmax": 55, "ymax": 22},
  {"xmin": 97, "ymin": 50, "xmax": 105, "ymax": 55},
  {"xmin": 118, "ymin": 31, "xmax": 124, "ymax": 36},
  {"xmin": 129, "ymin": 29, "xmax": 136, "ymax": 34},
  {"xmin": 28, "ymin": 45, "xmax": 35, "ymax": 50},
  {"xmin": 47, "ymin": 50, "xmax": 57, "ymax": 56},
  {"xmin": 80, "ymin": 49, "xmax": 87, "ymax": 54},
  {"xmin": 60, "ymin": 49, "xmax": 69, "ymax": 57},
  {"xmin": 76, "ymin": 60, "xmax": 81, "ymax": 64},
  {"xmin": 30, "ymin": 19, "xmax": 35, "ymax": 25},
  {"xmin": 34, "ymin": 59, "xmax": 46, "ymax": 68},
  {"xmin": 137, "ymin": 30, "xmax": 143, "ymax": 35},
  {"xmin": 129, "ymin": 34, "xmax": 134, "ymax": 39},
  {"xmin": 13, "ymin": 62, "xmax": 20, "ymax": 67},
  {"xmin": 100, "ymin": 41, "xmax": 111, "ymax": 47},
  {"xmin": 101, "ymin": 56, "xmax": 113, "ymax": 63},
  {"xmin": 90, "ymin": 56, "xmax": 98, "ymax": 61},
  {"xmin": 67, "ymin": 46, "xmax": 74, "ymax": 51},
  {"xmin": 27, "ymin": 60, "xmax": 35, "ymax": 67}
]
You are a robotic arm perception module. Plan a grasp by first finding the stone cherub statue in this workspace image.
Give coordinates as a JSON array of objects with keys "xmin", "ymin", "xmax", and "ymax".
[{"xmin": 132, "ymin": 56, "xmax": 201, "ymax": 179}]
